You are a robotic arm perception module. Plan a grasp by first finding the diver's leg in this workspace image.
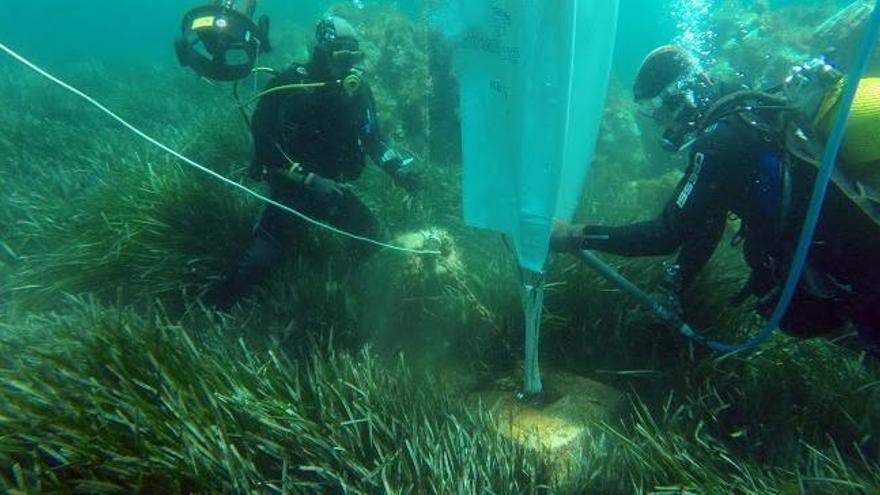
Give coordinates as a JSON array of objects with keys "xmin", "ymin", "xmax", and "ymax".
[
  {"xmin": 209, "ymin": 204, "xmax": 293, "ymax": 310},
  {"xmin": 332, "ymin": 190, "xmax": 383, "ymax": 264},
  {"xmin": 211, "ymin": 174, "xmax": 355, "ymax": 309}
]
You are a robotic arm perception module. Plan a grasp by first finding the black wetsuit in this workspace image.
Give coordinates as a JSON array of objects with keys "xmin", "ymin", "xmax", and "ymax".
[
  {"xmin": 212, "ymin": 63, "xmax": 396, "ymax": 308},
  {"xmin": 584, "ymin": 116, "xmax": 880, "ymax": 343}
]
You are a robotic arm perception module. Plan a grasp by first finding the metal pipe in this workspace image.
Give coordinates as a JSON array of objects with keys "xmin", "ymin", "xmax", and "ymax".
[{"xmin": 573, "ymin": 250, "xmax": 696, "ymax": 338}]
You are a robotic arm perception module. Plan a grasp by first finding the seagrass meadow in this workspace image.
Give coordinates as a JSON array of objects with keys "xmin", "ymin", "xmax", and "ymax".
[{"xmin": 2, "ymin": 1, "xmax": 880, "ymax": 494}]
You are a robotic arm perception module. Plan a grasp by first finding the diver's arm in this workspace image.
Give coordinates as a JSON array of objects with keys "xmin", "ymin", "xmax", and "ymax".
[
  {"xmin": 250, "ymin": 98, "xmax": 285, "ymax": 176},
  {"xmin": 581, "ymin": 185, "xmax": 728, "ymax": 280},
  {"xmin": 361, "ymin": 86, "xmax": 393, "ymax": 166},
  {"xmin": 670, "ymin": 207, "xmax": 727, "ymax": 288},
  {"xmin": 581, "ymin": 217, "xmax": 681, "ymax": 256},
  {"xmin": 661, "ymin": 134, "xmax": 741, "ymax": 287},
  {"xmin": 249, "ymin": 69, "xmax": 305, "ymax": 176},
  {"xmin": 249, "ymin": 110, "xmax": 282, "ymax": 178},
  {"xmin": 580, "ymin": 171, "xmax": 701, "ymax": 256},
  {"xmin": 361, "ymin": 87, "xmax": 421, "ymax": 192},
  {"xmin": 580, "ymin": 145, "xmax": 732, "ymax": 286}
]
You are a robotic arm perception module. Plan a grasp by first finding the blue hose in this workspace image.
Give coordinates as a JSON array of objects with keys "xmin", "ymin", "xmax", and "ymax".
[{"xmin": 697, "ymin": 0, "xmax": 880, "ymax": 353}]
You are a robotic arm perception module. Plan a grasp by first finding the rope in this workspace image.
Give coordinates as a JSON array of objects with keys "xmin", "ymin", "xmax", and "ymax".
[
  {"xmin": 0, "ymin": 42, "xmax": 439, "ymax": 256},
  {"xmin": 240, "ymin": 82, "xmax": 329, "ymax": 106}
]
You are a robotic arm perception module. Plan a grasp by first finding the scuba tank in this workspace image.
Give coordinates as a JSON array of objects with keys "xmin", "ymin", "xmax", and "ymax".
[
  {"xmin": 692, "ymin": 58, "xmax": 880, "ymax": 228},
  {"xmin": 783, "ymin": 58, "xmax": 880, "ymax": 227}
]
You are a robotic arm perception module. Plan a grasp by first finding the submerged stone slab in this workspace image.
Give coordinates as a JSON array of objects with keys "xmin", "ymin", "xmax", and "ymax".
[{"xmin": 471, "ymin": 370, "xmax": 623, "ymax": 483}]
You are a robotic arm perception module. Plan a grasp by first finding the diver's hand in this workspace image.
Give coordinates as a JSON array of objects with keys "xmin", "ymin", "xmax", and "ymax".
[
  {"xmin": 304, "ymin": 172, "xmax": 348, "ymax": 200},
  {"xmin": 394, "ymin": 160, "xmax": 423, "ymax": 194},
  {"xmin": 550, "ymin": 220, "xmax": 585, "ymax": 253},
  {"xmin": 656, "ymin": 262, "xmax": 685, "ymax": 320},
  {"xmin": 381, "ymin": 150, "xmax": 422, "ymax": 193},
  {"xmin": 656, "ymin": 286, "xmax": 684, "ymax": 322}
]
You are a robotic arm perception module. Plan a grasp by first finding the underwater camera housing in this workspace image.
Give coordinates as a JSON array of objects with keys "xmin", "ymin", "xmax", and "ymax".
[{"xmin": 175, "ymin": 2, "xmax": 270, "ymax": 82}]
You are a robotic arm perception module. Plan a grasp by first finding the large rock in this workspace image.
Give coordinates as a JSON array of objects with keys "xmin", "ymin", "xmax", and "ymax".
[{"xmin": 472, "ymin": 370, "xmax": 623, "ymax": 485}]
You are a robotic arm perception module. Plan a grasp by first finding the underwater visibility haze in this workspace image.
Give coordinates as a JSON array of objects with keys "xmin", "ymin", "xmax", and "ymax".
[{"xmin": 1, "ymin": 0, "xmax": 880, "ymax": 493}]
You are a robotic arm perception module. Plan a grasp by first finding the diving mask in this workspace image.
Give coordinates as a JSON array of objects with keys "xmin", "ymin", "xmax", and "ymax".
[
  {"xmin": 324, "ymin": 37, "xmax": 365, "ymax": 67},
  {"xmin": 332, "ymin": 49, "xmax": 366, "ymax": 67},
  {"xmin": 638, "ymin": 76, "xmax": 703, "ymax": 151},
  {"xmin": 638, "ymin": 75, "xmax": 698, "ymax": 124}
]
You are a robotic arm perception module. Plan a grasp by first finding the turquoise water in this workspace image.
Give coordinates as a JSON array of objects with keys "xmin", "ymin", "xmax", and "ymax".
[
  {"xmin": 0, "ymin": 1, "xmax": 859, "ymax": 81},
  {"xmin": 2, "ymin": 1, "xmax": 879, "ymax": 492},
  {"xmin": 0, "ymin": 1, "xmax": 714, "ymax": 78},
  {"xmin": 0, "ymin": 1, "xmax": 411, "ymax": 67}
]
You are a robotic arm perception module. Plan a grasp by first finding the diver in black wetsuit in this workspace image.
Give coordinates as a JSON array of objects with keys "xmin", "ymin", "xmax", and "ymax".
[
  {"xmin": 210, "ymin": 16, "xmax": 421, "ymax": 310},
  {"xmin": 552, "ymin": 46, "xmax": 880, "ymax": 350}
]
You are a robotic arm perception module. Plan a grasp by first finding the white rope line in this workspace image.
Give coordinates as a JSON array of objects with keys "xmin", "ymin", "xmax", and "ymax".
[{"xmin": 0, "ymin": 42, "xmax": 439, "ymax": 256}]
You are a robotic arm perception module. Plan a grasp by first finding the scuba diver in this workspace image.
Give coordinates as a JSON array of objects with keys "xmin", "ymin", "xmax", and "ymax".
[
  {"xmin": 551, "ymin": 45, "xmax": 880, "ymax": 352},
  {"xmin": 208, "ymin": 15, "xmax": 422, "ymax": 310}
]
